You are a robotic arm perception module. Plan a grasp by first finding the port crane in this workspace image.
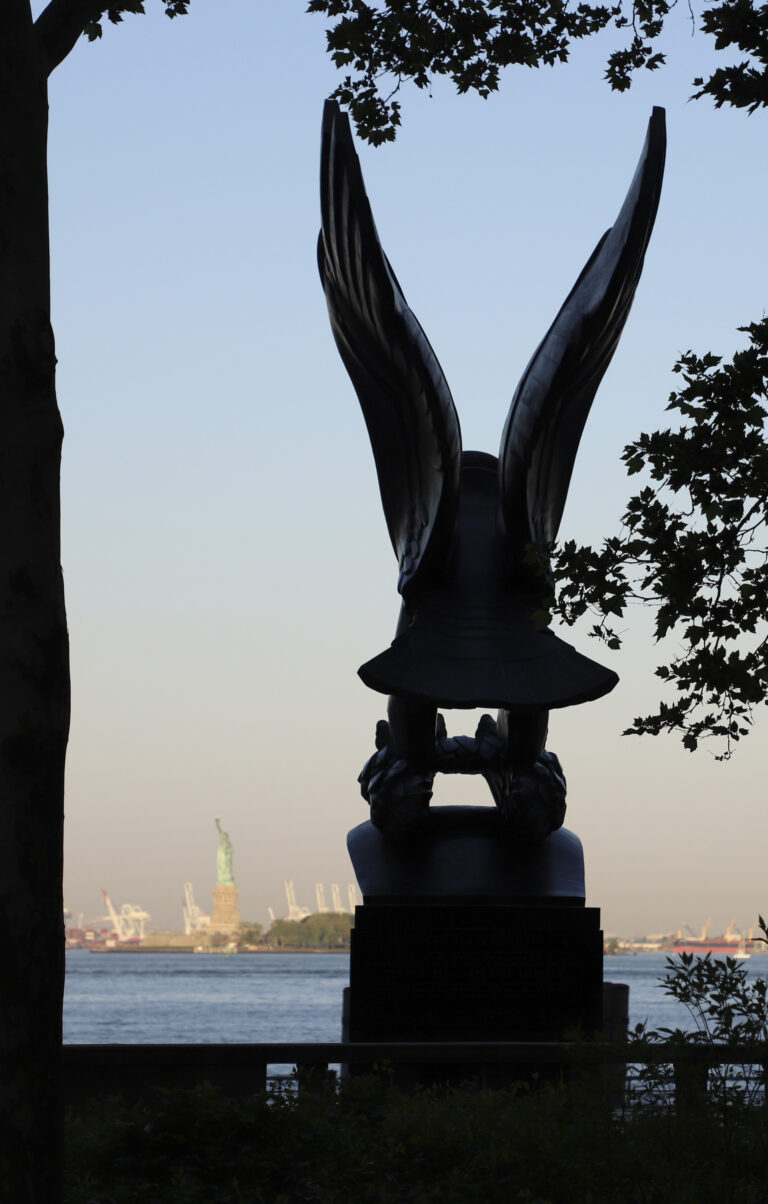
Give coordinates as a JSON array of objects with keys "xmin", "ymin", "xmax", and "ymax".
[
  {"xmin": 284, "ymin": 879, "xmax": 310, "ymax": 920},
  {"xmin": 182, "ymin": 882, "xmax": 211, "ymax": 934},
  {"xmin": 101, "ymin": 889, "xmax": 150, "ymax": 941},
  {"xmin": 268, "ymin": 880, "xmax": 361, "ymax": 922},
  {"xmin": 679, "ymin": 917, "xmax": 712, "ymax": 940}
]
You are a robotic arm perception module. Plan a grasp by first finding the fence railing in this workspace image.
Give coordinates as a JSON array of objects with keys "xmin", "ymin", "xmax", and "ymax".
[{"xmin": 62, "ymin": 1041, "xmax": 768, "ymax": 1110}]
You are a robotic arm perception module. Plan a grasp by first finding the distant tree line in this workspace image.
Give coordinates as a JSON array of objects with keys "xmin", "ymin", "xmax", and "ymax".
[
  {"xmin": 201, "ymin": 916, "xmax": 353, "ymax": 951},
  {"xmin": 266, "ymin": 914, "xmax": 353, "ymax": 951}
]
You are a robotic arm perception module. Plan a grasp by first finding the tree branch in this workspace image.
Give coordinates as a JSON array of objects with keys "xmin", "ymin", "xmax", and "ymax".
[
  {"xmin": 34, "ymin": 0, "xmax": 106, "ymax": 77},
  {"xmin": 4, "ymin": 0, "xmax": 33, "ymax": 36}
]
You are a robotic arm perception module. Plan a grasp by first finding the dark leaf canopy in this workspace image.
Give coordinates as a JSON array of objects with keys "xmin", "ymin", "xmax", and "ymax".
[
  {"xmin": 308, "ymin": 0, "xmax": 768, "ymax": 142},
  {"xmin": 83, "ymin": 1, "xmax": 189, "ymax": 41},
  {"xmin": 553, "ymin": 318, "xmax": 768, "ymax": 758},
  {"xmin": 35, "ymin": 0, "xmax": 768, "ymax": 126}
]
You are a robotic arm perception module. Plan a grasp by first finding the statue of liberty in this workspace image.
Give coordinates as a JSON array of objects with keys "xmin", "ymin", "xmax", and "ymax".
[{"xmin": 215, "ymin": 816, "xmax": 235, "ymax": 886}]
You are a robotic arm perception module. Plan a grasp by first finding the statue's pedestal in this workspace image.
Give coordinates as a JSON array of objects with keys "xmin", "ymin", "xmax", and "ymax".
[
  {"xmin": 345, "ymin": 808, "xmax": 604, "ymax": 1082},
  {"xmin": 348, "ymin": 899, "xmax": 602, "ymax": 1042},
  {"xmin": 209, "ymin": 884, "xmax": 240, "ymax": 935}
]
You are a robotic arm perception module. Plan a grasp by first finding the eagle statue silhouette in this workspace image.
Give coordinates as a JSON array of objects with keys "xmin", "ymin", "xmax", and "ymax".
[{"xmin": 318, "ymin": 101, "xmax": 665, "ymax": 842}]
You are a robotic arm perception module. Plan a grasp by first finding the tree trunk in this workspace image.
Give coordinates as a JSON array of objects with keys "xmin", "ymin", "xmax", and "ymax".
[{"xmin": 0, "ymin": 5, "xmax": 70, "ymax": 1200}]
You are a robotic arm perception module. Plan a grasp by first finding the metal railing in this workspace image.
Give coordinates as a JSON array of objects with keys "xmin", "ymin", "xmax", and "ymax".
[{"xmin": 62, "ymin": 1040, "xmax": 768, "ymax": 1110}]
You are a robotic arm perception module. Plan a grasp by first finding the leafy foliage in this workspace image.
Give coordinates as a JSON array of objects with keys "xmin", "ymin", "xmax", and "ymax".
[
  {"xmin": 84, "ymin": 1, "xmax": 189, "ymax": 43},
  {"xmin": 693, "ymin": 0, "xmax": 768, "ymax": 112},
  {"xmin": 553, "ymin": 317, "xmax": 768, "ymax": 757},
  {"xmin": 307, "ymin": 0, "xmax": 617, "ymax": 143},
  {"xmin": 307, "ymin": 0, "xmax": 768, "ymax": 142},
  {"xmin": 629, "ymin": 929, "xmax": 768, "ymax": 1107},
  {"xmin": 662, "ymin": 949, "xmax": 768, "ymax": 1041},
  {"xmin": 65, "ymin": 1056, "xmax": 768, "ymax": 1201},
  {"xmin": 73, "ymin": 0, "xmax": 768, "ymax": 139}
]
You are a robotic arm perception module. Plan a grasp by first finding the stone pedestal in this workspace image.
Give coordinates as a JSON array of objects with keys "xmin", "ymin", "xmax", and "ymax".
[
  {"xmin": 345, "ymin": 808, "xmax": 605, "ymax": 1081},
  {"xmin": 210, "ymin": 884, "xmax": 240, "ymax": 935},
  {"xmin": 348, "ymin": 900, "xmax": 602, "ymax": 1043}
]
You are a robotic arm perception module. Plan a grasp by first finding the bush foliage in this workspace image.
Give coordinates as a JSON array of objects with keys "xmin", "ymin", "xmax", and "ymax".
[{"xmin": 65, "ymin": 1069, "xmax": 768, "ymax": 1203}]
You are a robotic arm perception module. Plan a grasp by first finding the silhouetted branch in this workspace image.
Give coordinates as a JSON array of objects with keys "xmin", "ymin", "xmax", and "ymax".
[{"xmin": 34, "ymin": 0, "xmax": 106, "ymax": 75}]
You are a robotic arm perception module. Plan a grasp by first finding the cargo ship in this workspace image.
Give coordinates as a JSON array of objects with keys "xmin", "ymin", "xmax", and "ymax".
[{"xmin": 664, "ymin": 919, "xmax": 758, "ymax": 957}]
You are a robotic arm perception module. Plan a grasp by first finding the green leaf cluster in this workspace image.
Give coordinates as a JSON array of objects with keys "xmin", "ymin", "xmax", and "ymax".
[
  {"xmin": 84, "ymin": 1, "xmax": 189, "ymax": 43},
  {"xmin": 308, "ymin": 0, "xmax": 619, "ymax": 143},
  {"xmin": 553, "ymin": 318, "xmax": 768, "ymax": 757},
  {"xmin": 693, "ymin": 0, "xmax": 768, "ymax": 112},
  {"xmin": 308, "ymin": 0, "xmax": 768, "ymax": 142}
]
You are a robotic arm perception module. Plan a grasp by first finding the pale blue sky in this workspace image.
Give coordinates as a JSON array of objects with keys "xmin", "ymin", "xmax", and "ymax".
[{"xmin": 44, "ymin": 1, "xmax": 767, "ymax": 936}]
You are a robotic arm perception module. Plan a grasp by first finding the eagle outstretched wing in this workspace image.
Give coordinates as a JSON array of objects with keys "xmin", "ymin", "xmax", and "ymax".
[
  {"xmin": 500, "ymin": 107, "xmax": 666, "ymax": 554},
  {"xmin": 319, "ymin": 100, "xmax": 462, "ymax": 597}
]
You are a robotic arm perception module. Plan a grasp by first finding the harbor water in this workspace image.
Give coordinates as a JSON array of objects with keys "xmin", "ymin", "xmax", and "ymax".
[{"xmin": 64, "ymin": 950, "xmax": 768, "ymax": 1045}]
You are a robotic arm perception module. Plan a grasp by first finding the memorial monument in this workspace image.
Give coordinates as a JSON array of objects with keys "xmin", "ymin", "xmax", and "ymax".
[
  {"xmin": 209, "ymin": 816, "xmax": 240, "ymax": 936},
  {"xmin": 318, "ymin": 101, "xmax": 665, "ymax": 1053}
]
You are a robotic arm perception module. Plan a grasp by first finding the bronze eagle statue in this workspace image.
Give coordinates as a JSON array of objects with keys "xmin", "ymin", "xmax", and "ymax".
[{"xmin": 319, "ymin": 101, "xmax": 665, "ymax": 841}]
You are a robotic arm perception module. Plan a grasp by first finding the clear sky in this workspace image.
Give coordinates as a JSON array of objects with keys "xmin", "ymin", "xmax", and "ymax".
[{"xmin": 43, "ymin": 1, "xmax": 767, "ymax": 938}]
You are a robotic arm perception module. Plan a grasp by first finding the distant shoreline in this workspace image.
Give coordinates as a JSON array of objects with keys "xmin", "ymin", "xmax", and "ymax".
[{"xmin": 81, "ymin": 946, "xmax": 349, "ymax": 955}]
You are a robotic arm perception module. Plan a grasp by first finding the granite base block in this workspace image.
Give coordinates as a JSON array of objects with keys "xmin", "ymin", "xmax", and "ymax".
[{"xmin": 348, "ymin": 901, "xmax": 603, "ymax": 1045}]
